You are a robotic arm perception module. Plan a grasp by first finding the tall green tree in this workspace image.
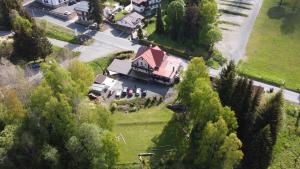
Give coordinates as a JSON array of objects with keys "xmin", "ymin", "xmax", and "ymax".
[
  {"xmin": 198, "ymin": 0, "xmax": 221, "ymax": 48},
  {"xmin": 177, "ymin": 58, "xmax": 242, "ymax": 169},
  {"xmin": 88, "ymin": 0, "xmax": 104, "ymax": 27},
  {"xmin": 182, "ymin": 4, "xmax": 201, "ymax": 42},
  {"xmin": 0, "ymin": 0, "xmax": 22, "ymax": 28},
  {"xmin": 32, "ymin": 26, "xmax": 52, "ymax": 61},
  {"xmin": 217, "ymin": 60, "xmax": 236, "ymax": 106},
  {"xmin": 166, "ymin": 0, "xmax": 185, "ymax": 40},
  {"xmin": 66, "ymin": 123, "xmax": 119, "ymax": 169},
  {"xmin": 155, "ymin": 7, "xmax": 164, "ymax": 34}
]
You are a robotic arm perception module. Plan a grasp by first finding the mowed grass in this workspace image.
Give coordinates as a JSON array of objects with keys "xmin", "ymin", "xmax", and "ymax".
[
  {"xmin": 36, "ymin": 19, "xmax": 77, "ymax": 44},
  {"xmin": 271, "ymin": 104, "xmax": 300, "ymax": 168},
  {"xmin": 238, "ymin": 0, "xmax": 300, "ymax": 91},
  {"xmin": 112, "ymin": 106, "xmax": 174, "ymax": 164}
]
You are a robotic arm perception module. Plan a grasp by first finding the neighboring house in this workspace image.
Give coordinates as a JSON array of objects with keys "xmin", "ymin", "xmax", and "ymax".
[
  {"xmin": 74, "ymin": 1, "xmax": 93, "ymax": 25},
  {"xmin": 132, "ymin": 46, "xmax": 182, "ymax": 85},
  {"xmin": 36, "ymin": 0, "xmax": 69, "ymax": 8},
  {"xmin": 115, "ymin": 12, "xmax": 144, "ymax": 34},
  {"xmin": 132, "ymin": 0, "xmax": 161, "ymax": 16}
]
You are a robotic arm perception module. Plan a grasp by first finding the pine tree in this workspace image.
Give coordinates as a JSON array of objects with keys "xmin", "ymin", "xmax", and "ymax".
[
  {"xmin": 182, "ymin": 4, "xmax": 201, "ymax": 42},
  {"xmin": 217, "ymin": 60, "xmax": 236, "ymax": 106},
  {"xmin": 88, "ymin": 0, "xmax": 104, "ymax": 27},
  {"xmin": 155, "ymin": 7, "xmax": 164, "ymax": 34}
]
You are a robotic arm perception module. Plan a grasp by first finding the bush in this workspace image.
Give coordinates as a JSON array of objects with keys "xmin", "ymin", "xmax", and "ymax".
[
  {"xmin": 111, "ymin": 103, "xmax": 117, "ymax": 112},
  {"xmin": 212, "ymin": 50, "xmax": 227, "ymax": 66}
]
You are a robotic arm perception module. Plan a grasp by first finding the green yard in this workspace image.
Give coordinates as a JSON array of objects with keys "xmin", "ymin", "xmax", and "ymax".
[
  {"xmin": 112, "ymin": 106, "xmax": 174, "ymax": 165},
  {"xmin": 238, "ymin": 0, "xmax": 300, "ymax": 92},
  {"xmin": 36, "ymin": 19, "xmax": 77, "ymax": 44},
  {"xmin": 271, "ymin": 104, "xmax": 300, "ymax": 168}
]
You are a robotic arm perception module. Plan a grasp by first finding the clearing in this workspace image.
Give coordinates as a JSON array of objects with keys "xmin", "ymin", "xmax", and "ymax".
[
  {"xmin": 112, "ymin": 106, "xmax": 174, "ymax": 166},
  {"xmin": 238, "ymin": 0, "xmax": 300, "ymax": 92}
]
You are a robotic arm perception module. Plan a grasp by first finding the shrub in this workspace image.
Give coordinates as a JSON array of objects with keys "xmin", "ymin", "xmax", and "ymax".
[
  {"xmin": 110, "ymin": 103, "xmax": 117, "ymax": 112},
  {"xmin": 212, "ymin": 50, "xmax": 227, "ymax": 66}
]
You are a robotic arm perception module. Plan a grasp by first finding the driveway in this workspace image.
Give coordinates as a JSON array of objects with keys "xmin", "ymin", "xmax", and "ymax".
[
  {"xmin": 215, "ymin": 0, "xmax": 263, "ymax": 62},
  {"xmin": 111, "ymin": 76, "xmax": 173, "ymax": 98}
]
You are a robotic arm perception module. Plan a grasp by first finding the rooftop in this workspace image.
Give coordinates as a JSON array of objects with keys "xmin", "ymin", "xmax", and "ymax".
[
  {"xmin": 116, "ymin": 12, "xmax": 144, "ymax": 29},
  {"xmin": 134, "ymin": 46, "xmax": 165, "ymax": 69},
  {"xmin": 74, "ymin": 1, "xmax": 89, "ymax": 12},
  {"xmin": 107, "ymin": 59, "xmax": 132, "ymax": 75}
]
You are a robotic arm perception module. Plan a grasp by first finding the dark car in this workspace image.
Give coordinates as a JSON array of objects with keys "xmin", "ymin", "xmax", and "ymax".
[
  {"xmin": 122, "ymin": 87, "xmax": 128, "ymax": 97},
  {"xmin": 128, "ymin": 88, "xmax": 134, "ymax": 97},
  {"xmin": 142, "ymin": 89, "xmax": 147, "ymax": 97}
]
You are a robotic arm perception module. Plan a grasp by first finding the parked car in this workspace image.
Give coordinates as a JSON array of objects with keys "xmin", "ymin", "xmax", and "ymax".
[
  {"xmin": 142, "ymin": 89, "xmax": 147, "ymax": 97},
  {"xmin": 128, "ymin": 88, "xmax": 134, "ymax": 97},
  {"xmin": 115, "ymin": 90, "xmax": 122, "ymax": 98},
  {"xmin": 122, "ymin": 87, "xmax": 128, "ymax": 96},
  {"xmin": 88, "ymin": 93, "xmax": 98, "ymax": 100},
  {"xmin": 135, "ymin": 88, "xmax": 141, "ymax": 97}
]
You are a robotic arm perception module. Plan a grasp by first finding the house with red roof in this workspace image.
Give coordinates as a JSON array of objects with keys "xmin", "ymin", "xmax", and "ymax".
[{"xmin": 131, "ymin": 46, "xmax": 183, "ymax": 85}]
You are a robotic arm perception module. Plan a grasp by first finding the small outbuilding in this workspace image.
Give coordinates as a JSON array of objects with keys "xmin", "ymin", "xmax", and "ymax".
[
  {"xmin": 107, "ymin": 59, "xmax": 132, "ymax": 76},
  {"xmin": 115, "ymin": 12, "xmax": 144, "ymax": 34}
]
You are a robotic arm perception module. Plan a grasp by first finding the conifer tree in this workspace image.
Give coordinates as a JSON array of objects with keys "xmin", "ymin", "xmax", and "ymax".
[
  {"xmin": 217, "ymin": 60, "xmax": 236, "ymax": 106},
  {"xmin": 88, "ymin": 0, "xmax": 104, "ymax": 27},
  {"xmin": 155, "ymin": 7, "xmax": 164, "ymax": 34}
]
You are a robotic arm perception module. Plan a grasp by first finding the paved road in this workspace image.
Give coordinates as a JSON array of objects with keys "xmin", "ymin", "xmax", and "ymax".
[
  {"xmin": 209, "ymin": 68, "xmax": 300, "ymax": 104},
  {"xmin": 216, "ymin": 0, "xmax": 263, "ymax": 62}
]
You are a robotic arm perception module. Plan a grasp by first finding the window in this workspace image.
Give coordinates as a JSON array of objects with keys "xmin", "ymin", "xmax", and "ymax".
[{"xmin": 44, "ymin": 0, "xmax": 49, "ymax": 3}]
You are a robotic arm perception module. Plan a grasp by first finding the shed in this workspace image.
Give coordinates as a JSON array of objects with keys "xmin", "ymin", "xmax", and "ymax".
[{"xmin": 107, "ymin": 59, "xmax": 132, "ymax": 75}]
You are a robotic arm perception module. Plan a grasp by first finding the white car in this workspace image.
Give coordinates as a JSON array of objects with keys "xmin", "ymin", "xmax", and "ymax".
[
  {"xmin": 115, "ymin": 90, "xmax": 122, "ymax": 98},
  {"xmin": 135, "ymin": 88, "xmax": 141, "ymax": 97}
]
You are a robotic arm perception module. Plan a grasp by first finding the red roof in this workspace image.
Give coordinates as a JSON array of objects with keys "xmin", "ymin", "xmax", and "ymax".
[{"xmin": 134, "ymin": 46, "xmax": 165, "ymax": 69}]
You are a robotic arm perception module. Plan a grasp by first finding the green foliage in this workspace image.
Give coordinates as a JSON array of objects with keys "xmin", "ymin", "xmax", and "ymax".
[
  {"xmin": 217, "ymin": 60, "xmax": 236, "ymax": 106},
  {"xmin": 193, "ymin": 118, "xmax": 243, "ymax": 169},
  {"xmin": 137, "ymin": 27, "xmax": 144, "ymax": 39},
  {"xmin": 166, "ymin": 0, "xmax": 185, "ymax": 40},
  {"xmin": 177, "ymin": 57, "xmax": 209, "ymax": 106},
  {"xmin": 155, "ymin": 7, "xmax": 164, "ymax": 34},
  {"xmin": 88, "ymin": 0, "xmax": 104, "ymax": 26},
  {"xmin": 67, "ymin": 123, "xmax": 119, "ymax": 169},
  {"xmin": 68, "ymin": 60, "xmax": 95, "ymax": 94},
  {"xmin": 11, "ymin": 11, "xmax": 52, "ymax": 62},
  {"xmin": 161, "ymin": 57, "xmax": 242, "ymax": 168},
  {"xmin": 0, "ymin": 0, "xmax": 23, "ymax": 28}
]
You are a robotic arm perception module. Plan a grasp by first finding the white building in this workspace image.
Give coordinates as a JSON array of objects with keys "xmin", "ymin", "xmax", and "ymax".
[
  {"xmin": 132, "ymin": 0, "xmax": 161, "ymax": 16},
  {"xmin": 36, "ymin": 0, "xmax": 70, "ymax": 8}
]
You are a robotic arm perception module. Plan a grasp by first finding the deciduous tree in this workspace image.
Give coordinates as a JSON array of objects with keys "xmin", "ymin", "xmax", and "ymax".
[{"xmin": 166, "ymin": 0, "xmax": 185, "ymax": 40}]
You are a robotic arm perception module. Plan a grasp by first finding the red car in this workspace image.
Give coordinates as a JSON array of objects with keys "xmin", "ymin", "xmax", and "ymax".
[{"xmin": 127, "ymin": 88, "xmax": 134, "ymax": 97}]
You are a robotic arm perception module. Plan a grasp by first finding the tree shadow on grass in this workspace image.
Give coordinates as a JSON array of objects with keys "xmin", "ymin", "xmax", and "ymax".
[
  {"xmin": 147, "ymin": 114, "xmax": 189, "ymax": 168},
  {"xmin": 267, "ymin": 6, "xmax": 286, "ymax": 19},
  {"xmin": 267, "ymin": 5, "xmax": 300, "ymax": 34}
]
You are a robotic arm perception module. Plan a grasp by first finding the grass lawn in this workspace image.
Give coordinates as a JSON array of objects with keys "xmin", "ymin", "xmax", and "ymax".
[
  {"xmin": 87, "ymin": 55, "xmax": 114, "ymax": 75},
  {"xmin": 238, "ymin": 0, "xmax": 300, "ymax": 92},
  {"xmin": 36, "ymin": 19, "xmax": 77, "ymax": 44},
  {"xmin": 271, "ymin": 104, "xmax": 300, "ymax": 168},
  {"xmin": 114, "ymin": 11, "xmax": 127, "ymax": 21},
  {"xmin": 112, "ymin": 106, "xmax": 174, "ymax": 165}
]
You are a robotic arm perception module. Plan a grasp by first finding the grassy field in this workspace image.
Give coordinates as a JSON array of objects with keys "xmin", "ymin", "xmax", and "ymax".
[
  {"xmin": 238, "ymin": 0, "xmax": 300, "ymax": 92},
  {"xmin": 36, "ymin": 19, "xmax": 77, "ymax": 44},
  {"xmin": 112, "ymin": 106, "xmax": 174, "ymax": 165},
  {"xmin": 87, "ymin": 55, "xmax": 114, "ymax": 75},
  {"xmin": 271, "ymin": 104, "xmax": 300, "ymax": 168}
]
